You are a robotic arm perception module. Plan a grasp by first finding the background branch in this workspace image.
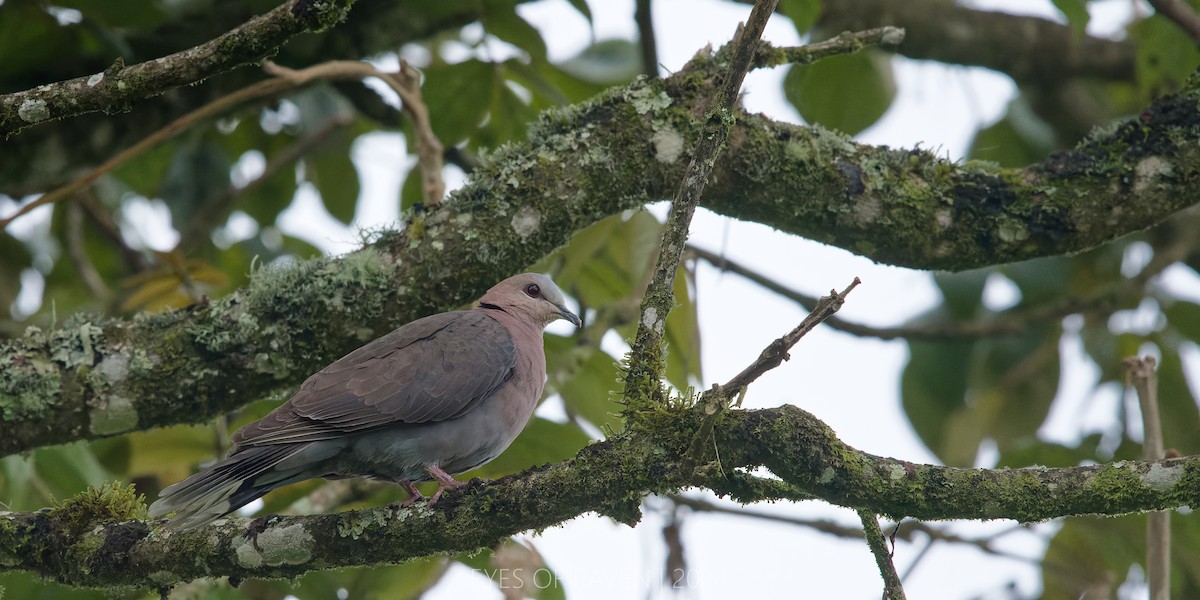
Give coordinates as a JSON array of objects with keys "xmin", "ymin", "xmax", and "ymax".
[{"xmin": 0, "ymin": 0, "xmax": 356, "ymax": 138}]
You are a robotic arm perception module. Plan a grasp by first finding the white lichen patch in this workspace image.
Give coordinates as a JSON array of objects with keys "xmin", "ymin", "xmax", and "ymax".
[
  {"xmin": 641, "ymin": 307, "xmax": 658, "ymax": 329},
  {"xmin": 888, "ymin": 464, "xmax": 907, "ymax": 480},
  {"xmin": 87, "ymin": 72, "xmax": 105, "ymax": 87},
  {"xmin": 1133, "ymin": 156, "xmax": 1173, "ymax": 195},
  {"xmin": 18, "ymin": 99, "xmax": 50, "ymax": 123},
  {"xmin": 651, "ymin": 129, "xmax": 684, "ymax": 164},
  {"xmin": 234, "ymin": 523, "xmax": 315, "ymax": 568},
  {"xmin": 996, "ymin": 218, "xmax": 1029, "ymax": 243},
  {"xmin": 818, "ymin": 467, "xmax": 836, "ymax": 485},
  {"xmin": 234, "ymin": 538, "xmax": 263, "ymax": 568},
  {"xmin": 854, "ymin": 195, "xmax": 882, "ymax": 225},
  {"xmin": 511, "ymin": 206, "xmax": 541, "ymax": 240},
  {"xmin": 935, "ymin": 208, "xmax": 953, "ymax": 230},
  {"xmin": 1142, "ymin": 462, "xmax": 1182, "ymax": 493},
  {"xmin": 97, "ymin": 352, "xmax": 130, "ymax": 382},
  {"xmin": 89, "ymin": 395, "xmax": 138, "ymax": 435},
  {"xmin": 628, "ymin": 85, "xmax": 672, "ymax": 115}
]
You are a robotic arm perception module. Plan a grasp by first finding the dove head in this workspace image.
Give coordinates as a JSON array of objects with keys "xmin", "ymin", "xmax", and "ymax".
[{"xmin": 479, "ymin": 273, "xmax": 581, "ymax": 329}]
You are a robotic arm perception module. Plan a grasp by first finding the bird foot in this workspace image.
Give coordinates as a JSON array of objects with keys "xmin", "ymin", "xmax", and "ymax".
[
  {"xmin": 398, "ymin": 480, "xmax": 426, "ymax": 507},
  {"xmin": 425, "ymin": 465, "xmax": 468, "ymax": 505}
]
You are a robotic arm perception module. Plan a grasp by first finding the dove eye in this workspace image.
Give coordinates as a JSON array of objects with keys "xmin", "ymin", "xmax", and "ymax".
[{"xmin": 524, "ymin": 283, "xmax": 541, "ymax": 298}]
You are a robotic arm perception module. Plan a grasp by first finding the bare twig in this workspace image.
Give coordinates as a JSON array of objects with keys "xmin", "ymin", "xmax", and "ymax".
[
  {"xmin": 678, "ymin": 277, "xmax": 858, "ymax": 475},
  {"xmin": 624, "ymin": 0, "xmax": 780, "ymax": 407},
  {"xmin": 1147, "ymin": 0, "xmax": 1200, "ymax": 42},
  {"xmin": 752, "ymin": 27, "xmax": 906, "ymax": 69},
  {"xmin": 1125, "ymin": 356, "xmax": 1170, "ymax": 600},
  {"xmin": 689, "ymin": 234, "xmax": 1192, "ymax": 341},
  {"xmin": 392, "ymin": 61, "xmax": 445, "ymax": 204},
  {"xmin": 635, "ymin": 0, "xmax": 661, "ymax": 77},
  {"xmin": 859, "ymin": 509, "xmax": 907, "ymax": 600},
  {"xmin": 722, "ymin": 278, "xmax": 860, "ymax": 395}
]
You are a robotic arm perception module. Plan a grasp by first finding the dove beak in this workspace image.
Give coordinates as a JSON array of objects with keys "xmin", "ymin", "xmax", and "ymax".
[{"xmin": 558, "ymin": 305, "xmax": 582, "ymax": 328}]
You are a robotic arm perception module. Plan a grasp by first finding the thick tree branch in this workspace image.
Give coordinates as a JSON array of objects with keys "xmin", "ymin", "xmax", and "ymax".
[
  {"xmin": 814, "ymin": 0, "xmax": 1134, "ymax": 84},
  {"xmin": 2, "ymin": 37, "xmax": 1199, "ymax": 455},
  {"xmin": 0, "ymin": 0, "xmax": 1133, "ymax": 195},
  {"xmin": 2, "ymin": 404, "xmax": 1197, "ymax": 588},
  {"xmin": 0, "ymin": 0, "xmax": 355, "ymax": 138}
]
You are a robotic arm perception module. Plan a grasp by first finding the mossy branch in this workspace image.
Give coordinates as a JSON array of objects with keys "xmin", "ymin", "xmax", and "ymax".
[
  {"xmin": 2, "ymin": 34, "xmax": 1200, "ymax": 455},
  {"xmin": 2, "ymin": 404, "xmax": 1197, "ymax": 589},
  {"xmin": 0, "ymin": 0, "xmax": 356, "ymax": 138}
]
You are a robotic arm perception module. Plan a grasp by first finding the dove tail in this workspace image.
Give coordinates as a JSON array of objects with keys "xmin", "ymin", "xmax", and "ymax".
[{"xmin": 148, "ymin": 444, "xmax": 312, "ymax": 530}]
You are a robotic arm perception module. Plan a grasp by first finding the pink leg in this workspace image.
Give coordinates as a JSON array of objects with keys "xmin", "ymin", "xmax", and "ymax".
[
  {"xmin": 426, "ymin": 465, "xmax": 467, "ymax": 504},
  {"xmin": 399, "ymin": 480, "xmax": 426, "ymax": 507}
]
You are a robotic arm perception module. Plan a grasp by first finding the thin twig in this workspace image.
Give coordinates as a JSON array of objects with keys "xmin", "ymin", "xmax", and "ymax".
[
  {"xmin": 752, "ymin": 27, "xmax": 906, "ymax": 69},
  {"xmin": 859, "ymin": 509, "xmax": 907, "ymax": 600},
  {"xmin": 721, "ymin": 278, "xmax": 860, "ymax": 395},
  {"xmin": 678, "ymin": 277, "xmax": 858, "ymax": 475},
  {"xmin": 624, "ymin": 0, "xmax": 780, "ymax": 407},
  {"xmin": 635, "ymin": 0, "xmax": 661, "ymax": 77},
  {"xmin": 392, "ymin": 61, "xmax": 445, "ymax": 204},
  {"xmin": 1124, "ymin": 356, "xmax": 1170, "ymax": 600},
  {"xmin": 1147, "ymin": 0, "xmax": 1200, "ymax": 42},
  {"xmin": 669, "ymin": 495, "xmax": 1038, "ymax": 563},
  {"xmin": 688, "ymin": 235, "xmax": 1190, "ymax": 341}
]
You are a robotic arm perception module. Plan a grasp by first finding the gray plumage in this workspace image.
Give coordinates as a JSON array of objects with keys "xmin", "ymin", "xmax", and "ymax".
[{"xmin": 149, "ymin": 273, "xmax": 580, "ymax": 530}]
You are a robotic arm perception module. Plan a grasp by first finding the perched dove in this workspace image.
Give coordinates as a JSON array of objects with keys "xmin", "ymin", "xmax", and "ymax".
[{"xmin": 149, "ymin": 273, "xmax": 580, "ymax": 530}]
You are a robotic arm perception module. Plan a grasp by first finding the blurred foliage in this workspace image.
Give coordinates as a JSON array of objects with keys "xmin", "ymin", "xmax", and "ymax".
[{"xmin": 1, "ymin": 0, "xmax": 1199, "ymax": 598}]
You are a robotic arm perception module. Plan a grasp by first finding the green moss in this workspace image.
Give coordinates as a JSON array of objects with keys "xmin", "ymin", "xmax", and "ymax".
[{"xmin": 51, "ymin": 482, "xmax": 147, "ymax": 536}]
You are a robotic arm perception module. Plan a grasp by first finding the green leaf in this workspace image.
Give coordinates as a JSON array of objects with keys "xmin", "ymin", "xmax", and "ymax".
[
  {"xmin": 53, "ymin": 0, "xmax": 167, "ymax": 28},
  {"xmin": 0, "ymin": 3, "xmax": 81, "ymax": 81},
  {"xmin": 1051, "ymin": 0, "xmax": 1090, "ymax": 36},
  {"xmin": 343, "ymin": 558, "xmax": 449, "ymax": 600},
  {"xmin": 304, "ymin": 139, "xmax": 360, "ymax": 225},
  {"xmin": 784, "ymin": 49, "xmax": 896, "ymax": 137},
  {"xmin": 967, "ymin": 98, "xmax": 1058, "ymax": 168},
  {"xmin": 113, "ymin": 139, "xmax": 179, "ymax": 198},
  {"xmin": 399, "ymin": 163, "xmax": 425, "ymax": 212},
  {"xmin": 558, "ymin": 39, "xmax": 643, "ymax": 85},
  {"xmin": 970, "ymin": 324, "xmax": 1061, "ymax": 451},
  {"xmin": 996, "ymin": 434, "xmax": 1103, "ymax": 467},
  {"xmin": 933, "ymin": 269, "xmax": 989, "ymax": 320},
  {"xmin": 481, "ymin": 2, "xmax": 547, "ymax": 62},
  {"xmin": 547, "ymin": 335, "xmax": 624, "ymax": 432},
  {"xmin": 159, "ymin": 136, "xmax": 232, "ymax": 227},
  {"xmin": 901, "ymin": 335, "xmax": 976, "ymax": 464},
  {"xmin": 1165, "ymin": 300, "xmax": 1200, "ymax": 342},
  {"xmin": 35, "ymin": 442, "xmax": 112, "ymax": 499},
  {"xmin": 779, "ymin": 0, "xmax": 821, "ymax": 34},
  {"xmin": 1042, "ymin": 515, "xmax": 1145, "ymax": 599},
  {"xmin": 664, "ymin": 266, "xmax": 702, "ymax": 390},
  {"xmin": 564, "ymin": 0, "xmax": 593, "ymax": 23},
  {"xmin": 1002, "ymin": 255, "xmax": 1073, "ymax": 306},
  {"xmin": 477, "ymin": 81, "xmax": 538, "ymax": 150},
  {"xmin": 1129, "ymin": 12, "xmax": 1200, "ymax": 100},
  {"xmin": 0, "ymin": 572, "xmax": 107, "ymax": 600},
  {"xmin": 0, "ymin": 232, "xmax": 32, "ymax": 320},
  {"xmin": 422, "ymin": 60, "xmax": 498, "ymax": 144}
]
